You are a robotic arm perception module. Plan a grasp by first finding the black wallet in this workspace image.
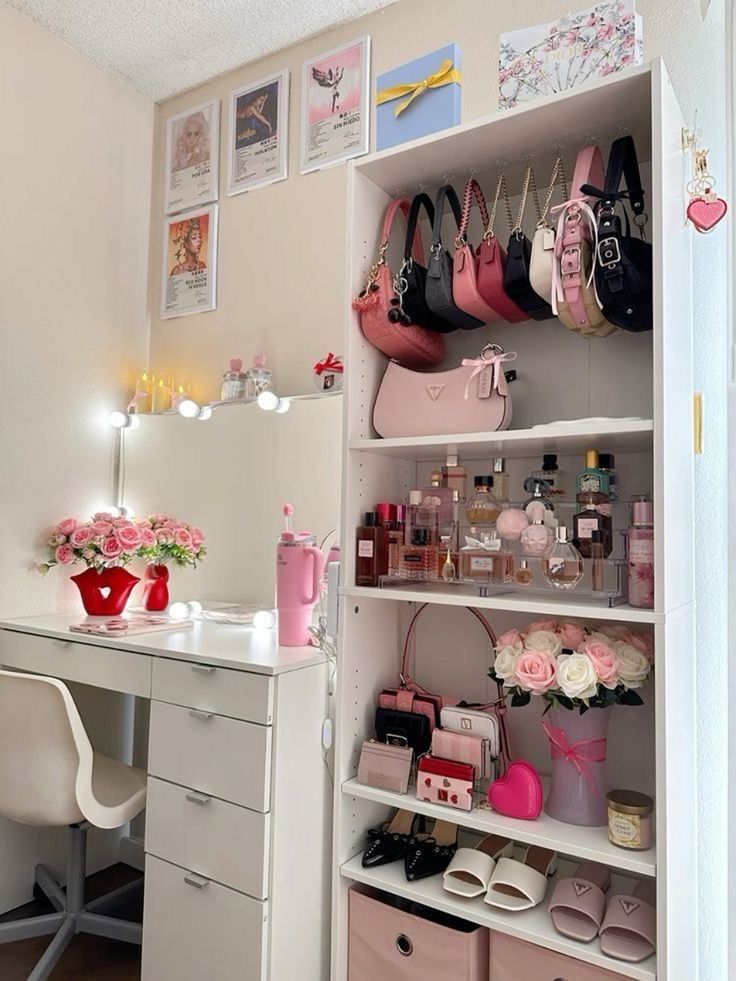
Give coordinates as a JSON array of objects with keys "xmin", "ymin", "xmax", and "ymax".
[{"xmin": 374, "ymin": 707, "xmax": 431, "ymax": 755}]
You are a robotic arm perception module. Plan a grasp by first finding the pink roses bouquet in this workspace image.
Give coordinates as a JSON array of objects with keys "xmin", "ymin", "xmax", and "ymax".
[
  {"xmin": 39, "ymin": 513, "xmax": 145, "ymax": 573},
  {"xmin": 490, "ymin": 618, "xmax": 653, "ymax": 713},
  {"xmin": 136, "ymin": 514, "xmax": 206, "ymax": 569}
]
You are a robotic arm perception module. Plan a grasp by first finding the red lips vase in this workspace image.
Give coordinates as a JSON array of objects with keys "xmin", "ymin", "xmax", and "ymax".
[{"xmin": 71, "ymin": 566, "xmax": 140, "ymax": 617}]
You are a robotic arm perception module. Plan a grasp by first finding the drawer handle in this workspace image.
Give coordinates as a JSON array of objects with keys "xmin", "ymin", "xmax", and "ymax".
[
  {"xmin": 191, "ymin": 665, "xmax": 216, "ymax": 675},
  {"xmin": 184, "ymin": 873, "xmax": 210, "ymax": 890},
  {"xmin": 52, "ymin": 640, "xmax": 71, "ymax": 649},
  {"xmin": 185, "ymin": 791, "xmax": 212, "ymax": 806},
  {"xmin": 188, "ymin": 709, "xmax": 214, "ymax": 721}
]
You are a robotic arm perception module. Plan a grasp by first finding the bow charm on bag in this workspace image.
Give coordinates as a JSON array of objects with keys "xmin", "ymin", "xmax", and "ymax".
[{"xmin": 461, "ymin": 345, "xmax": 517, "ymax": 401}]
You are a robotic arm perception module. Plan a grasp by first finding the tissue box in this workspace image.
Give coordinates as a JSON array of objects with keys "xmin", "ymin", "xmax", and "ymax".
[
  {"xmin": 499, "ymin": 1, "xmax": 643, "ymax": 110},
  {"xmin": 376, "ymin": 43, "xmax": 462, "ymax": 151}
]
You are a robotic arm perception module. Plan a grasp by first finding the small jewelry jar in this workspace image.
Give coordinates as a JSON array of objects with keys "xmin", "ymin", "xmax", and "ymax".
[
  {"xmin": 607, "ymin": 790, "xmax": 654, "ymax": 850},
  {"xmin": 313, "ymin": 352, "xmax": 344, "ymax": 393}
]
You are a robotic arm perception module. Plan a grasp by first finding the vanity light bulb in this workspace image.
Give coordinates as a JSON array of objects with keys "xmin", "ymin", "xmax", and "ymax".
[
  {"xmin": 178, "ymin": 399, "xmax": 201, "ymax": 419},
  {"xmin": 253, "ymin": 610, "xmax": 276, "ymax": 630},
  {"xmin": 197, "ymin": 405, "xmax": 213, "ymax": 421},
  {"xmin": 109, "ymin": 411, "xmax": 139, "ymax": 429},
  {"xmin": 257, "ymin": 391, "xmax": 279, "ymax": 411},
  {"xmin": 168, "ymin": 602, "xmax": 189, "ymax": 620},
  {"xmin": 187, "ymin": 600, "xmax": 202, "ymax": 616},
  {"xmin": 275, "ymin": 398, "xmax": 291, "ymax": 414}
]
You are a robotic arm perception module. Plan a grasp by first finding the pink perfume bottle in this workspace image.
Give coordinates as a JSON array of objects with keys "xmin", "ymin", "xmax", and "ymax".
[{"xmin": 628, "ymin": 498, "xmax": 654, "ymax": 609}]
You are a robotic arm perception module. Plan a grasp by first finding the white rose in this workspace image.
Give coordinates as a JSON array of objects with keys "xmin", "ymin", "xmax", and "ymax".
[
  {"xmin": 494, "ymin": 646, "xmax": 520, "ymax": 683},
  {"xmin": 613, "ymin": 642, "xmax": 650, "ymax": 689},
  {"xmin": 556, "ymin": 653, "xmax": 599, "ymax": 701},
  {"xmin": 524, "ymin": 629, "xmax": 562, "ymax": 657}
]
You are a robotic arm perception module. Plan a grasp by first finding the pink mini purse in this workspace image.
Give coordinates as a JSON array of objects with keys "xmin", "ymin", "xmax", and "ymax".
[
  {"xmin": 452, "ymin": 178, "xmax": 503, "ymax": 324},
  {"xmin": 417, "ymin": 756, "xmax": 474, "ymax": 811},
  {"xmin": 475, "ymin": 173, "xmax": 529, "ymax": 324},
  {"xmin": 373, "ymin": 343, "xmax": 516, "ymax": 439},
  {"xmin": 431, "ymin": 728, "xmax": 490, "ymax": 782}
]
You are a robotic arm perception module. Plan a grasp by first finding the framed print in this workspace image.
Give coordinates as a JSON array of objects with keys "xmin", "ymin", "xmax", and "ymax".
[
  {"xmin": 300, "ymin": 36, "xmax": 370, "ymax": 174},
  {"xmin": 227, "ymin": 70, "xmax": 289, "ymax": 195},
  {"xmin": 160, "ymin": 205, "xmax": 218, "ymax": 319},
  {"xmin": 164, "ymin": 98, "xmax": 219, "ymax": 214}
]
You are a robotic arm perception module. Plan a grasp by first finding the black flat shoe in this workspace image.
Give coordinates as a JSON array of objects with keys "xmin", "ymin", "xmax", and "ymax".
[
  {"xmin": 405, "ymin": 819, "xmax": 459, "ymax": 881},
  {"xmin": 362, "ymin": 810, "xmax": 426, "ymax": 869}
]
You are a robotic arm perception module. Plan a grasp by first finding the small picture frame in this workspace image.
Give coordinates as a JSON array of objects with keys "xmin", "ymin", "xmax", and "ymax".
[
  {"xmin": 164, "ymin": 98, "xmax": 219, "ymax": 214},
  {"xmin": 160, "ymin": 204, "xmax": 218, "ymax": 319},
  {"xmin": 227, "ymin": 70, "xmax": 289, "ymax": 195},
  {"xmin": 300, "ymin": 35, "xmax": 371, "ymax": 174}
]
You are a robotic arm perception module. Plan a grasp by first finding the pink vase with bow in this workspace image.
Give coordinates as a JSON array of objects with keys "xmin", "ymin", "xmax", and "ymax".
[{"xmin": 542, "ymin": 705, "xmax": 611, "ymax": 826}]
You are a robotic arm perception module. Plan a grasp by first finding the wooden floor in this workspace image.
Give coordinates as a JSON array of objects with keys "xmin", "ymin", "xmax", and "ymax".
[{"xmin": 0, "ymin": 864, "xmax": 142, "ymax": 980}]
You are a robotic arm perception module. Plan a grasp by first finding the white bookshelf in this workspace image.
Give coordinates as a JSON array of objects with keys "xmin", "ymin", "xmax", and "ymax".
[{"xmin": 333, "ymin": 60, "xmax": 694, "ymax": 980}]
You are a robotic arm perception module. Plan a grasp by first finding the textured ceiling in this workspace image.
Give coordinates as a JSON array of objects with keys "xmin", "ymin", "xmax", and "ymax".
[{"xmin": 6, "ymin": 0, "xmax": 394, "ymax": 101}]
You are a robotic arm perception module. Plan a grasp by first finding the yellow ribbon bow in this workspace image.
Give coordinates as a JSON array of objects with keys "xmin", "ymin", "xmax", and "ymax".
[{"xmin": 376, "ymin": 59, "xmax": 462, "ymax": 117}]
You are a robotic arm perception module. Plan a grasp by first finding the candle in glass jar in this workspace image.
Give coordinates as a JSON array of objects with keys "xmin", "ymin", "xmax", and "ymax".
[{"xmin": 607, "ymin": 790, "xmax": 654, "ymax": 850}]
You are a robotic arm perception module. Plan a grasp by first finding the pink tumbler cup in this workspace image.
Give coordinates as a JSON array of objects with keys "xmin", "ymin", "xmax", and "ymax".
[{"xmin": 276, "ymin": 532, "xmax": 326, "ymax": 647}]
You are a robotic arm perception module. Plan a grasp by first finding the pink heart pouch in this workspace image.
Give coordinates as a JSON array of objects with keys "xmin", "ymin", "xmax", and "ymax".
[{"xmin": 487, "ymin": 760, "xmax": 543, "ymax": 820}]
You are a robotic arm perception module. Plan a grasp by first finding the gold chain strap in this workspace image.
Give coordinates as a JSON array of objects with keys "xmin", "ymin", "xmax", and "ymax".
[
  {"xmin": 512, "ymin": 165, "xmax": 534, "ymax": 234},
  {"xmin": 538, "ymin": 156, "xmax": 569, "ymax": 226},
  {"xmin": 484, "ymin": 173, "xmax": 513, "ymax": 241}
]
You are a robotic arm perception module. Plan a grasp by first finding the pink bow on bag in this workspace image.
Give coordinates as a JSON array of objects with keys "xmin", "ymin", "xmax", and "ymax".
[
  {"xmin": 461, "ymin": 351, "xmax": 517, "ymax": 400},
  {"xmin": 541, "ymin": 720, "xmax": 607, "ymax": 795}
]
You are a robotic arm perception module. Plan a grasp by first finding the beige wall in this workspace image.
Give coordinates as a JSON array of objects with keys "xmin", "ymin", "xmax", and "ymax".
[{"xmin": 0, "ymin": 3, "xmax": 154, "ymax": 618}]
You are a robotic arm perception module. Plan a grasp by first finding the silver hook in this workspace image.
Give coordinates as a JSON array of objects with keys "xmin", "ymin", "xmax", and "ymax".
[
  {"xmin": 615, "ymin": 123, "xmax": 629, "ymax": 137},
  {"xmin": 495, "ymin": 158, "xmax": 508, "ymax": 171},
  {"xmin": 524, "ymin": 151, "xmax": 535, "ymax": 163},
  {"xmin": 580, "ymin": 132, "xmax": 597, "ymax": 149},
  {"xmin": 469, "ymin": 166, "xmax": 479, "ymax": 179},
  {"xmin": 391, "ymin": 186, "xmax": 405, "ymax": 200},
  {"xmin": 441, "ymin": 173, "xmax": 454, "ymax": 186},
  {"xmin": 418, "ymin": 181, "xmax": 430, "ymax": 194},
  {"xmin": 553, "ymin": 142, "xmax": 566, "ymax": 155}
]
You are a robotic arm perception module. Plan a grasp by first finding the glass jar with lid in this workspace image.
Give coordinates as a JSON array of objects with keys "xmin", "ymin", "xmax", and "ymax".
[
  {"xmin": 220, "ymin": 358, "xmax": 248, "ymax": 401},
  {"xmin": 245, "ymin": 354, "xmax": 273, "ymax": 399}
]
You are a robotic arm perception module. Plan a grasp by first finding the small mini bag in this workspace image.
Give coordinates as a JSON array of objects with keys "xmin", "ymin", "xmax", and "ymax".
[
  {"xmin": 503, "ymin": 165, "xmax": 554, "ymax": 321},
  {"xmin": 398, "ymin": 193, "xmax": 455, "ymax": 334},
  {"xmin": 352, "ymin": 197, "xmax": 445, "ymax": 368},
  {"xmin": 373, "ymin": 343, "xmax": 516, "ymax": 439},
  {"xmin": 475, "ymin": 173, "xmax": 528, "ymax": 324},
  {"xmin": 431, "ymin": 728, "xmax": 491, "ymax": 782},
  {"xmin": 529, "ymin": 155, "xmax": 568, "ymax": 305},
  {"xmin": 425, "ymin": 184, "xmax": 485, "ymax": 331},
  {"xmin": 452, "ymin": 178, "xmax": 503, "ymax": 324},
  {"xmin": 440, "ymin": 705, "xmax": 500, "ymax": 760}
]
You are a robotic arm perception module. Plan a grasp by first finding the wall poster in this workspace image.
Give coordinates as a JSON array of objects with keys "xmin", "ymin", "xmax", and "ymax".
[
  {"xmin": 164, "ymin": 98, "xmax": 219, "ymax": 214},
  {"xmin": 160, "ymin": 204, "xmax": 218, "ymax": 319},
  {"xmin": 227, "ymin": 70, "xmax": 289, "ymax": 195}
]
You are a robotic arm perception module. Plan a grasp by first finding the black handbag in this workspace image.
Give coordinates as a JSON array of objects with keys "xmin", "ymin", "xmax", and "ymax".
[
  {"xmin": 581, "ymin": 135, "xmax": 653, "ymax": 333},
  {"xmin": 398, "ymin": 193, "xmax": 455, "ymax": 334},
  {"xmin": 503, "ymin": 165, "xmax": 553, "ymax": 321},
  {"xmin": 375, "ymin": 707, "xmax": 432, "ymax": 754},
  {"xmin": 425, "ymin": 185, "xmax": 484, "ymax": 332}
]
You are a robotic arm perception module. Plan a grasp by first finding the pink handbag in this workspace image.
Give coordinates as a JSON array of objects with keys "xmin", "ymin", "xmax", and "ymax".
[
  {"xmin": 475, "ymin": 173, "xmax": 529, "ymax": 323},
  {"xmin": 452, "ymin": 178, "xmax": 503, "ymax": 323},
  {"xmin": 349, "ymin": 886, "xmax": 489, "ymax": 981},
  {"xmin": 352, "ymin": 198, "xmax": 445, "ymax": 368},
  {"xmin": 373, "ymin": 343, "xmax": 516, "ymax": 439}
]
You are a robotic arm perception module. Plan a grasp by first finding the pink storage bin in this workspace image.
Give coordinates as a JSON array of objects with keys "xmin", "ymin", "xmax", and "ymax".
[
  {"xmin": 349, "ymin": 885, "xmax": 489, "ymax": 981},
  {"xmin": 489, "ymin": 931, "xmax": 629, "ymax": 980}
]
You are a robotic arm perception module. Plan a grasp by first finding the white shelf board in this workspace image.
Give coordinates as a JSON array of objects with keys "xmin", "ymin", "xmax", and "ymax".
[
  {"xmin": 342, "ymin": 778, "xmax": 655, "ymax": 877},
  {"xmin": 348, "ymin": 419, "xmax": 654, "ymax": 462},
  {"xmin": 341, "ymin": 584, "xmax": 662, "ymax": 624},
  {"xmin": 341, "ymin": 855, "xmax": 656, "ymax": 981}
]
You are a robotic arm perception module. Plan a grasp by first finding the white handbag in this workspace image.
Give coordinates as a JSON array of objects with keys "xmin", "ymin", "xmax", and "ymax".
[
  {"xmin": 440, "ymin": 705, "xmax": 500, "ymax": 780},
  {"xmin": 529, "ymin": 154, "xmax": 568, "ymax": 305}
]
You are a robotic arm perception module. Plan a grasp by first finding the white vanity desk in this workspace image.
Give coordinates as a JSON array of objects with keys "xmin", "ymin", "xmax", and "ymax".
[{"xmin": 0, "ymin": 614, "xmax": 332, "ymax": 981}]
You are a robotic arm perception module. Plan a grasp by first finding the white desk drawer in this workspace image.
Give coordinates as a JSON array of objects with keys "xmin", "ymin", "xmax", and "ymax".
[
  {"xmin": 142, "ymin": 855, "xmax": 267, "ymax": 981},
  {"xmin": 148, "ymin": 701, "xmax": 272, "ymax": 811},
  {"xmin": 151, "ymin": 657, "xmax": 273, "ymax": 724},
  {"xmin": 145, "ymin": 777, "xmax": 270, "ymax": 899},
  {"xmin": 0, "ymin": 629, "xmax": 151, "ymax": 697}
]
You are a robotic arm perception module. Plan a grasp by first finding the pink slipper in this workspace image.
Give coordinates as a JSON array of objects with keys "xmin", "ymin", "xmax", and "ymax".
[
  {"xmin": 598, "ymin": 879, "xmax": 656, "ymax": 962},
  {"xmin": 548, "ymin": 861, "xmax": 611, "ymax": 942}
]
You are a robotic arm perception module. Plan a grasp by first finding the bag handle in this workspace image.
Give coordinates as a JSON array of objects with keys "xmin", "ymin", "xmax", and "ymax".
[
  {"xmin": 483, "ymin": 172, "xmax": 514, "ymax": 241},
  {"xmin": 403, "ymin": 193, "xmax": 434, "ymax": 262},
  {"xmin": 538, "ymin": 155, "xmax": 569, "ymax": 227},
  {"xmin": 378, "ymin": 197, "xmax": 425, "ymax": 267},
  {"xmin": 456, "ymin": 178, "xmax": 490, "ymax": 246},
  {"xmin": 400, "ymin": 604, "xmax": 512, "ymax": 774},
  {"xmin": 580, "ymin": 135, "xmax": 648, "ymax": 238},
  {"xmin": 431, "ymin": 184, "xmax": 464, "ymax": 251},
  {"xmin": 510, "ymin": 164, "xmax": 541, "ymax": 237}
]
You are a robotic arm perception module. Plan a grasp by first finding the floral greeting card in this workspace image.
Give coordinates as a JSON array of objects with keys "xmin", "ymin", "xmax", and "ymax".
[{"xmin": 499, "ymin": 1, "xmax": 643, "ymax": 110}]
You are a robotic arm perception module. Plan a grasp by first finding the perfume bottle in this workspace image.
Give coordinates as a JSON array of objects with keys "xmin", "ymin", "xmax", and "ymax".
[
  {"xmin": 244, "ymin": 354, "xmax": 273, "ymax": 399},
  {"xmin": 599, "ymin": 453, "xmax": 618, "ymax": 502},
  {"xmin": 438, "ymin": 536, "xmax": 457, "ymax": 582},
  {"xmin": 542, "ymin": 526, "xmax": 584, "ymax": 591},
  {"xmin": 422, "ymin": 470, "xmax": 454, "ymax": 525},
  {"xmin": 398, "ymin": 529, "xmax": 438, "ymax": 582},
  {"xmin": 522, "ymin": 478, "xmax": 556, "ymax": 515},
  {"xmin": 515, "ymin": 559, "xmax": 533, "ymax": 586},
  {"xmin": 532, "ymin": 454, "xmax": 566, "ymax": 498},
  {"xmin": 628, "ymin": 498, "xmax": 654, "ymax": 609},
  {"xmin": 492, "ymin": 458, "xmax": 510, "ymax": 503},
  {"xmin": 520, "ymin": 517, "xmax": 553, "ymax": 556},
  {"xmin": 590, "ymin": 529, "xmax": 605, "ymax": 592},
  {"xmin": 407, "ymin": 491, "xmax": 440, "ymax": 545},
  {"xmin": 441, "ymin": 454, "xmax": 467, "ymax": 502},
  {"xmin": 576, "ymin": 449, "xmax": 611, "ymax": 497},
  {"xmin": 465, "ymin": 476, "xmax": 501, "ymax": 525},
  {"xmin": 572, "ymin": 492, "xmax": 613, "ymax": 558},
  {"xmin": 459, "ymin": 531, "xmax": 497, "ymax": 581},
  {"xmin": 355, "ymin": 512, "xmax": 388, "ymax": 587}
]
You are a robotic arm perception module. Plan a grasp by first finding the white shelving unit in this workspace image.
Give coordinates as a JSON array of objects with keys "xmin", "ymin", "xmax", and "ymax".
[{"xmin": 333, "ymin": 60, "xmax": 694, "ymax": 981}]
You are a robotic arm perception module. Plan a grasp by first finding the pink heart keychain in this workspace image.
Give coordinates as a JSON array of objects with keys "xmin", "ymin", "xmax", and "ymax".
[
  {"xmin": 487, "ymin": 759, "xmax": 543, "ymax": 820},
  {"xmin": 687, "ymin": 192, "xmax": 728, "ymax": 234}
]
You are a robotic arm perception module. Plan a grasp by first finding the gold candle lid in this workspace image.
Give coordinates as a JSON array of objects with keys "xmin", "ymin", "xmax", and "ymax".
[{"xmin": 607, "ymin": 789, "xmax": 654, "ymax": 814}]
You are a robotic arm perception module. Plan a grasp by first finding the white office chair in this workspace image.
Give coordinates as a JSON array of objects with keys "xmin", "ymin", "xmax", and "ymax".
[{"xmin": 0, "ymin": 669, "xmax": 147, "ymax": 981}]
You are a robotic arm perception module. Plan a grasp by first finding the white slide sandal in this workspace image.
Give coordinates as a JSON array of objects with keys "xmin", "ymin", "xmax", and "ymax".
[
  {"xmin": 442, "ymin": 834, "xmax": 514, "ymax": 898},
  {"xmin": 485, "ymin": 845, "xmax": 558, "ymax": 911}
]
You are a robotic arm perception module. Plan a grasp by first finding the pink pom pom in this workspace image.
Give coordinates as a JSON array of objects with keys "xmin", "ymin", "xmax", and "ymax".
[
  {"xmin": 496, "ymin": 508, "xmax": 530, "ymax": 542},
  {"xmin": 282, "ymin": 503, "xmax": 294, "ymax": 517}
]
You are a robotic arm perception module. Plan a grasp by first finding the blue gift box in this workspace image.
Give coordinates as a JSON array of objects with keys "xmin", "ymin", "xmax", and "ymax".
[{"xmin": 376, "ymin": 43, "xmax": 462, "ymax": 152}]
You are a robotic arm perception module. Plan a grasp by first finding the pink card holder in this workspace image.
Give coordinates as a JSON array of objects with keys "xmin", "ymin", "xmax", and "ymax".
[
  {"xmin": 357, "ymin": 740, "xmax": 413, "ymax": 794},
  {"xmin": 431, "ymin": 728, "xmax": 489, "ymax": 782},
  {"xmin": 417, "ymin": 755, "xmax": 474, "ymax": 811}
]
